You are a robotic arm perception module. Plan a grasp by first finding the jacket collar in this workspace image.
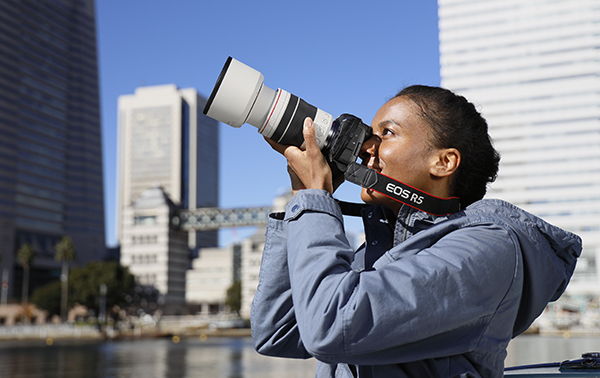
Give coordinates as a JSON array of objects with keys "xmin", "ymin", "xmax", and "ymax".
[{"xmin": 393, "ymin": 205, "xmax": 446, "ymax": 246}]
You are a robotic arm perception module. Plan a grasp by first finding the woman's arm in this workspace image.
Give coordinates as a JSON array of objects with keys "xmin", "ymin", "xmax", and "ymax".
[
  {"xmin": 250, "ymin": 214, "xmax": 312, "ymax": 359},
  {"xmin": 252, "ymin": 116, "xmax": 340, "ymax": 358}
]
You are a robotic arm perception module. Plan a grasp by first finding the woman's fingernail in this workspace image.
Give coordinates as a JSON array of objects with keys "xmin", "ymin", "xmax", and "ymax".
[{"xmin": 304, "ymin": 118, "xmax": 313, "ymax": 130}]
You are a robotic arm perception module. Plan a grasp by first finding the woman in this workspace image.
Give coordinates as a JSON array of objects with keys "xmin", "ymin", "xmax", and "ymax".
[{"xmin": 251, "ymin": 85, "xmax": 581, "ymax": 377}]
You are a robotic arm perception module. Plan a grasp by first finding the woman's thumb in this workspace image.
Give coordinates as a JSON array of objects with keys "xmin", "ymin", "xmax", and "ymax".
[{"xmin": 303, "ymin": 117, "xmax": 319, "ymax": 152}]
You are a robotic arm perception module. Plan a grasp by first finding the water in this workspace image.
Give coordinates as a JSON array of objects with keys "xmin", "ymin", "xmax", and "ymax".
[
  {"xmin": 1, "ymin": 335, "xmax": 600, "ymax": 377},
  {"xmin": 0, "ymin": 337, "xmax": 317, "ymax": 378},
  {"xmin": 505, "ymin": 334, "xmax": 600, "ymax": 367}
]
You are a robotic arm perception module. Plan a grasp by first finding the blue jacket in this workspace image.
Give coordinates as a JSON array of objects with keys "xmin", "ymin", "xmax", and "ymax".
[{"xmin": 251, "ymin": 189, "xmax": 581, "ymax": 377}]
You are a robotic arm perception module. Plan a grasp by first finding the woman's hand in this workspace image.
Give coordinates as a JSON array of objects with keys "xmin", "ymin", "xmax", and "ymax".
[{"xmin": 265, "ymin": 117, "xmax": 335, "ymax": 195}]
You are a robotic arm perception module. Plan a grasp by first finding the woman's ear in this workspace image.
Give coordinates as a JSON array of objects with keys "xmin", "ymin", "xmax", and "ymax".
[{"xmin": 430, "ymin": 148, "xmax": 461, "ymax": 178}]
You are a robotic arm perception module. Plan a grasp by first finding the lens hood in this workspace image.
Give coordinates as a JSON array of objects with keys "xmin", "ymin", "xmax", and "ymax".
[{"xmin": 203, "ymin": 57, "xmax": 266, "ymax": 128}]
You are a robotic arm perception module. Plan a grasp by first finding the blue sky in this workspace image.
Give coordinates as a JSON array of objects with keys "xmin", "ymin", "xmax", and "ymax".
[{"xmin": 96, "ymin": 1, "xmax": 441, "ymax": 247}]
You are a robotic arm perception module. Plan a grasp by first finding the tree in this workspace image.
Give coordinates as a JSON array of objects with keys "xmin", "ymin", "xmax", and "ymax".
[
  {"xmin": 225, "ymin": 281, "xmax": 242, "ymax": 314},
  {"xmin": 31, "ymin": 280, "xmax": 62, "ymax": 316},
  {"xmin": 32, "ymin": 261, "xmax": 136, "ymax": 321},
  {"xmin": 55, "ymin": 236, "xmax": 75, "ymax": 322},
  {"xmin": 68, "ymin": 261, "xmax": 135, "ymax": 313},
  {"xmin": 17, "ymin": 243, "xmax": 37, "ymax": 323}
]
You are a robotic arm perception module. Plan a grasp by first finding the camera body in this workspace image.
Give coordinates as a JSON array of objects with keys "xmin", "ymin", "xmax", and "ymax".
[
  {"xmin": 203, "ymin": 57, "xmax": 371, "ymax": 177},
  {"xmin": 325, "ymin": 114, "xmax": 372, "ymax": 177}
]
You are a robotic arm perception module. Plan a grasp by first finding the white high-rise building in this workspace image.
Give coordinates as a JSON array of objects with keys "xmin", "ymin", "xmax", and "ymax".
[
  {"xmin": 121, "ymin": 186, "xmax": 189, "ymax": 313},
  {"xmin": 117, "ymin": 85, "xmax": 219, "ymax": 311},
  {"xmin": 438, "ymin": 0, "xmax": 600, "ymax": 295},
  {"xmin": 117, "ymin": 84, "xmax": 219, "ymax": 250}
]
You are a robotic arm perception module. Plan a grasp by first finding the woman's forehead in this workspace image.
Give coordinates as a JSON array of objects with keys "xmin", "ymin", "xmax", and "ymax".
[{"xmin": 373, "ymin": 97, "xmax": 424, "ymax": 128}]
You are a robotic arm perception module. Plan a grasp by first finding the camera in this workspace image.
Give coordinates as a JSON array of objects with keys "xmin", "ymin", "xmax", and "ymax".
[
  {"xmin": 203, "ymin": 57, "xmax": 372, "ymax": 176},
  {"xmin": 203, "ymin": 57, "xmax": 462, "ymax": 216}
]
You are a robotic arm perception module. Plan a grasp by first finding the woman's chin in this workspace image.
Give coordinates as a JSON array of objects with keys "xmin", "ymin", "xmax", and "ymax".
[
  {"xmin": 360, "ymin": 188, "xmax": 400, "ymax": 213},
  {"xmin": 360, "ymin": 188, "xmax": 378, "ymax": 204}
]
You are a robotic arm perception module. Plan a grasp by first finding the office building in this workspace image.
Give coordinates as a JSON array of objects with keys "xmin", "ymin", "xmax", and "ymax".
[
  {"xmin": 0, "ymin": 0, "xmax": 105, "ymax": 298},
  {"xmin": 121, "ymin": 186, "xmax": 188, "ymax": 313},
  {"xmin": 117, "ymin": 84, "xmax": 219, "ymax": 249},
  {"xmin": 117, "ymin": 85, "xmax": 219, "ymax": 308},
  {"xmin": 186, "ymin": 243, "xmax": 240, "ymax": 314},
  {"xmin": 438, "ymin": 0, "xmax": 600, "ymax": 294}
]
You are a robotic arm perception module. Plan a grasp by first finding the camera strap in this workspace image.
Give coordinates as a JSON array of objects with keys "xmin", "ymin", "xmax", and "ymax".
[{"xmin": 344, "ymin": 162, "xmax": 461, "ymax": 216}]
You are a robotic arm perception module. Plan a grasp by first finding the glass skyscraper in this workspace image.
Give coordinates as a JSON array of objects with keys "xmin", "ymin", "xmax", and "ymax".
[
  {"xmin": 0, "ymin": 0, "xmax": 105, "ymax": 297},
  {"xmin": 438, "ymin": 0, "xmax": 600, "ymax": 294}
]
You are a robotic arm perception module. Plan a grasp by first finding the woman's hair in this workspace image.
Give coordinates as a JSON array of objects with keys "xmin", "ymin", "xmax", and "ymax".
[{"xmin": 395, "ymin": 85, "xmax": 500, "ymax": 208}]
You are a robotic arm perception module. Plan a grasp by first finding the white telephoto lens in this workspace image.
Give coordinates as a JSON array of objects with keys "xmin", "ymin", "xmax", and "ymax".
[{"xmin": 204, "ymin": 57, "xmax": 334, "ymax": 150}]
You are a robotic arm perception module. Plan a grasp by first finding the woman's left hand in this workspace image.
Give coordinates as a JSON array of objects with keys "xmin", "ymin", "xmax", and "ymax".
[{"xmin": 265, "ymin": 117, "xmax": 335, "ymax": 194}]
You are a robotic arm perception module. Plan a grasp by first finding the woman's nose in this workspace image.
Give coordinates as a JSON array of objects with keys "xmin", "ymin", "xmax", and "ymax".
[{"xmin": 359, "ymin": 136, "xmax": 378, "ymax": 160}]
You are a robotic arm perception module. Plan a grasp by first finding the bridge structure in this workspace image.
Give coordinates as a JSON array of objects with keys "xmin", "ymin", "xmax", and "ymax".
[{"xmin": 173, "ymin": 206, "xmax": 274, "ymax": 231}]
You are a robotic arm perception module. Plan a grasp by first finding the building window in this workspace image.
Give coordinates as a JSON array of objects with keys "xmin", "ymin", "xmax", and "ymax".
[{"xmin": 134, "ymin": 215, "xmax": 157, "ymax": 225}]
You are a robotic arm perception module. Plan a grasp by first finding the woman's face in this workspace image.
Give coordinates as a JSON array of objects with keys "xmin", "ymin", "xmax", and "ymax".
[{"xmin": 359, "ymin": 96, "xmax": 441, "ymax": 213}]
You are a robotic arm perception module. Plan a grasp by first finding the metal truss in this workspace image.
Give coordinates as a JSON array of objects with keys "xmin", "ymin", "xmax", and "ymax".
[{"xmin": 174, "ymin": 206, "xmax": 273, "ymax": 231}]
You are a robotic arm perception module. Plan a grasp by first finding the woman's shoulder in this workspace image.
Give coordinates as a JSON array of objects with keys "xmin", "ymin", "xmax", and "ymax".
[{"xmin": 454, "ymin": 198, "xmax": 537, "ymax": 227}]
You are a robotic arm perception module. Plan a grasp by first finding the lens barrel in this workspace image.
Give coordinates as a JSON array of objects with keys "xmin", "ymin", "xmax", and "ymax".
[
  {"xmin": 264, "ymin": 93, "xmax": 319, "ymax": 147},
  {"xmin": 203, "ymin": 57, "xmax": 334, "ymax": 149}
]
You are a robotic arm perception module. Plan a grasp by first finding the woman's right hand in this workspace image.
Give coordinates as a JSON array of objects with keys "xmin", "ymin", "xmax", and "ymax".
[{"xmin": 264, "ymin": 117, "xmax": 334, "ymax": 195}]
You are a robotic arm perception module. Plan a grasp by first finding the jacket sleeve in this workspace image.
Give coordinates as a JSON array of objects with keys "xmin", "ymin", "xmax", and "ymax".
[
  {"xmin": 284, "ymin": 190, "xmax": 520, "ymax": 365},
  {"xmin": 250, "ymin": 212, "xmax": 312, "ymax": 359}
]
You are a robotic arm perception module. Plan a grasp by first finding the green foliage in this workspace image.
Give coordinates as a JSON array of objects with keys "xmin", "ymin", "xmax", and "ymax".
[
  {"xmin": 17, "ymin": 244, "xmax": 36, "ymax": 269},
  {"xmin": 225, "ymin": 281, "xmax": 242, "ymax": 314},
  {"xmin": 31, "ymin": 261, "xmax": 135, "ymax": 315},
  {"xmin": 18, "ymin": 244, "xmax": 37, "ymax": 313},
  {"xmin": 31, "ymin": 280, "xmax": 62, "ymax": 316},
  {"xmin": 55, "ymin": 236, "xmax": 76, "ymax": 262},
  {"xmin": 69, "ymin": 261, "xmax": 135, "ymax": 310}
]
